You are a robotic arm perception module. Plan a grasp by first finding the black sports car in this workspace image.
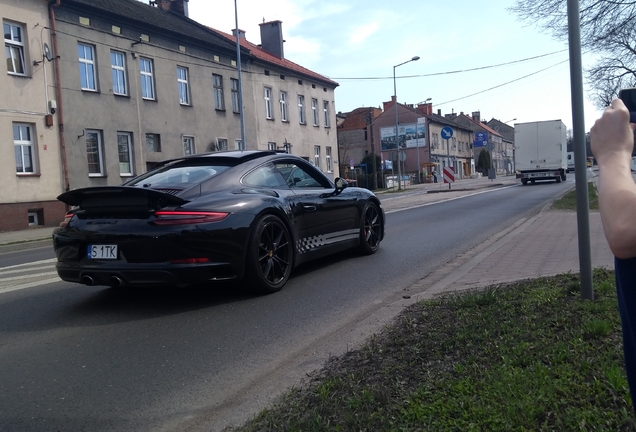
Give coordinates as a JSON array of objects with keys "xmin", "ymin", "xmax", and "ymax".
[{"xmin": 53, "ymin": 150, "xmax": 385, "ymax": 293}]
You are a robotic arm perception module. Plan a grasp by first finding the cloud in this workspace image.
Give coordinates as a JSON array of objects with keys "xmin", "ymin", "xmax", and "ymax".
[{"xmin": 349, "ymin": 22, "xmax": 381, "ymax": 46}]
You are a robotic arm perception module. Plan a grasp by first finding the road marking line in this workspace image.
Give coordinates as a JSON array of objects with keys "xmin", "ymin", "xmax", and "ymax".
[
  {"xmin": 0, "ymin": 271, "xmax": 58, "ymax": 282},
  {"xmin": 0, "ymin": 258, "xmax": 57, "ymax": 270},
  {"xmin": 0, "ymin": 265, "xmax": 56, "ymax": 276},
  {"xmin": 0, "ymin": 277, "xmax": 63, "ymax": 295}
]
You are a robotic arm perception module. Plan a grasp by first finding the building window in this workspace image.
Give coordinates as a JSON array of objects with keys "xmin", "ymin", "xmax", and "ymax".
[
  {"xmin": 110, "ymin": 51, "xmax": 127, "ymax": 95},
  {"xmin": 140, "ymin": 57, "xmax": 155, "ymax": 99},
  {"xmin": 231, "ymin": 78, "xmax": 240, "ymax": 113},
  {"xmin": 145, "ymin": 133, "xmax": 161, "ymax": 152},
  {"xmin": 183, "ymin": 136, "xmax": 195, "ymax": 155},
  {"xmin": 311, "ymin": 98, "xmax": 319, "ymax": 126},
  {"xmin": 326, "ymin": 146, "xmax": 332, "ymax": 172},
  {"xmin": 313, "ymin": 145, "xmax": 321, "ymax": 169},
  {"xmin": 213, "ymin": 74, "xmax": 224, "ymax": 110},
  {"xmin": 217, "ymin": 138, "xmax": 228, "ymax": 151},
  {"xmin": 235, "ymin": 139, "xmax": 244, "ymax": 150},
  {"xmin": 177, "ymin": 66, "xmax": 190, "ymax": 105},
  {"xmin": 117, "ymin": 132, "xmax": 133, "ymax": 176},
  {"xmin": 4, "ymin": 21, "xmax": 26, "ymax": 75},
  {"xmin": 86, "ymin": 130, "xmax": 104, "ymax": 176},
  {"xmin": 13, "ymin": 123, "xmax": 34, "ymax": 174},
  {"xmin": 264, "ymin": 87, "xmax": 273, "ymax": 119},
  {"xmin": 280, "ymin": 91, "xmax": 288, "ymax": 122},
  {"xmin": 323, "ymin": 100, "xmax": 331, "ymax": 127},
  {"xmin": 78, "ymin": 43, "xmax": 97, "ymax": 91},
  {"xmin": 267, "ymin": 142, "xmax": 277, "ymax": 151},
  {"xmin": 298, "ymin": 95, "xmax": 306, "ymax": 124}
]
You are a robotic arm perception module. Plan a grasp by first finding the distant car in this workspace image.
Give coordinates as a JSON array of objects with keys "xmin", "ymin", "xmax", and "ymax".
[{"xmin": 53, "ymin": 151, "xmax": 385, "ymax": 293}]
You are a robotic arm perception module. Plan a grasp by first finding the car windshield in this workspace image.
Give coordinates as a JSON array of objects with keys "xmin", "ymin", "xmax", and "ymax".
[{"xmin": 128, "ymin": 162, "xmax": 231, "ymax": 188}]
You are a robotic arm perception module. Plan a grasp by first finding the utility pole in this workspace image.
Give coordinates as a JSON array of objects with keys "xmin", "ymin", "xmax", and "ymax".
[{"xmin": 365, "ymin": 109, "xmax": 378, "ymax": 190}]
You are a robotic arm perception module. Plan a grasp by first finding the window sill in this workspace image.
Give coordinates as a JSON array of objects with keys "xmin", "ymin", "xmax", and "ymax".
[
  {"xmin": 7, "ymin": 72, "xmax": 30, "ymax": 79},
  {"xmin": 142, "ymin": 97, "xmax": 157, "ymax": 102},
  {"xmin": 233, "ymin": 110, "xmax": 241, "ymax": 114},
  {"xmin": 114, "ymin": 92, "xmax": 129, "ymax": 98},
  {"xmin": 180, "ymin": 103, "xmax": 192, "ymax": 107},
  {"xmin": 266, "ymin": 117, "xmax": 275, "ymax": 121},
  {"xmin": 120, "ymin": 173, "xmax": 134, "ymax": 177},
  {"xmin": 81, "ymin": 88, "xmax": 100, "ymax": 93},
  {"xmin": 88, "ymin": 174, "xmax": 106, "ymax": 178},
  {"xmin": 16, "ymin": 172, "xmax": 40, "ymax": 177},
  {"xmin": 215, "ymin": 108, "xmax": 226, "ymax": 112},
  {"xmin": 281, "ymin": 119, "xmax": 289, "ymax": 123}
]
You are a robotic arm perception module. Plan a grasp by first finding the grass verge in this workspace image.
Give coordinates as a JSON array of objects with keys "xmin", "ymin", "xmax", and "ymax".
[
  {"xmin": 237, "ymin": 269, "xmax": 633, "ymax": 431},
  {"xmin": 552, "ymin": 182, "xmax": 599, "ymax": 210}
]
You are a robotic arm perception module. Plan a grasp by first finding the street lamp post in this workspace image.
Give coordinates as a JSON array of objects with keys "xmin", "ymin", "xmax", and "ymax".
[
  {"xmin": 393, "ymin": 56, "xmax": 420, "ymax": 190},
  {"xmin": 415, "ymin": 98, "xmax": 431, "ymax": 184}
]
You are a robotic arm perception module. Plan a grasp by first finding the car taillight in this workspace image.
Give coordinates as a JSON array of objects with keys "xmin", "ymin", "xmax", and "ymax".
[
  {"xmin": 169, "ymin": 258, "xmax": 210, "ymax": 264},
  {"xmin": 59, "ymin": 212, "xmax": 74, "ymax": 227},
  {"xmin": 153, "ymin": 211, "xmax": 229, "ymax": 225}
]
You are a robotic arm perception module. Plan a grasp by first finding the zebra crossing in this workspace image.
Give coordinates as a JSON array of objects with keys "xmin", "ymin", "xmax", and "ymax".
[{"xmin": 0, "ymin": 258, "xmax": 61, "ymax": 295}]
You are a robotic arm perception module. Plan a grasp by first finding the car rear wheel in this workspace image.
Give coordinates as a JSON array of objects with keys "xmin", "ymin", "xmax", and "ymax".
[
  {"xmin": 246, "ymin": 214, "xmax": 293, "ymax": 293},
  {"xmin": 358, "ymin": 202, "xmax": 382, "ymax": 255}
]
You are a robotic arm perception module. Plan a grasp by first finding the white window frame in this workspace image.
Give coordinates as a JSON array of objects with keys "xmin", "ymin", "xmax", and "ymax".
[
  {"xmin": 231, "ymin": 78, "xmax": 240, "ymax": 113},
  {"xmin": 280, "ymin": 91, "xmax": 288, "ymax": 122},
  {"xmin": 111, "ymin": 50, "xmax": 127, "ymax": 96},
  {"xmin": 311, "ymin": 98, "xmax": 319, "ymax": 126},
  {"xmin": 314, "ymin": 145, "xmax": 321, "ymax": 170},
  {"xmin": 14, "ymin": 123, "xmax": 35, "ymax": 174},
  {"xmin": 235, "ymin": 139, "xmax": 245, "ymax": 151},
  {"xmin": 267, "ymin": 142, "xmax": 277, "ymax": 151},
  {"xmin": 326, "ymin": 146, "xmax": 333, "ymax": 172},
  {"xmin": 264, "ymin": 87, "xmax": 273, "ymax": 119},
  {"xmin": 298, "ymin": 95, "xmax": 306, "ymax": 125},
  {"xmin": 117, "ymin": 131, "xmax": 134, "ymax": 176},
  {"xmin": 183, "ymin": 136, "xmax": 195, "ymax": 155},
  {"xmin": 140, "ymin": 57, "xmax": 155, "ymax": 99},
  {"xmin": 4, "ymin": 21, "xmax": 26, "ymax": 76},
  {"xmin": 177, "ymin": 66, "xmax": 190, "ymax": 105},
  {"xmin": 78, "ymin": 43, "xmax": 97, "ymax": 91},
  {"xmin": 213, "ymin": 74, "xmax": 224, "ymax": 110},
  {"xmin": 86, "ymin": 129, "xmax": 104, "ymax": 177},
  {"xmin": 217, "ymin": 138, "xmax": 228, "ymax": 151},
  {"xmin": 323, "ymin": 100, "xmax": 331, "ymax": 127}
]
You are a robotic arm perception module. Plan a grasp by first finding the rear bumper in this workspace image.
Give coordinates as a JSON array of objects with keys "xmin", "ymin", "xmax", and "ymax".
[{"xmin": 516, "ymin": 170, "xmax": 561, "ymax": 180}]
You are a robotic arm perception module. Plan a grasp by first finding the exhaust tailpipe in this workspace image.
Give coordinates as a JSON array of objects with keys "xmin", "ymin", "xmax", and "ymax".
[
  {"xmin": 81, "ymin": 275, "xmax": 94, "ymax": 286},
  {"xmin": 110, "ymin": 276, "xmax": 122, "ymax": 287}
]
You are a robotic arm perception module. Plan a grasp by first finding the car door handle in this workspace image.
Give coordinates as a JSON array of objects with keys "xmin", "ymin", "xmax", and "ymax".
[{"xmin": 303, "ymin": 205, "xmax": 317, "ymax": 212}]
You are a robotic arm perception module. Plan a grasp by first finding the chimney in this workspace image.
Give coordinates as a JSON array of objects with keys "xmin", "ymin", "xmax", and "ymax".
[
  {"xmin": 383, "ymin": 96, "xmax": 396, "ymax": 112},
  {"xmin": 417, "ymin": 103, "xmax": 432, "ymax": 115},
  {"xmin": 232, "ymin": 28, "xmax": 246, "ymax": 39},
  {"xmin": 471, "ymin": 111, "xmax": 480, "ymax": 123},
  {"xmin": 437, "ymin": 109, "xmax": 442, "ymax": 116},
  {"xmin": 154, "ymin": 0, "xmax": 189, "ymax": 17},
  {"xmin": 259, "ymin": 20, "xmax": 284, "ymax": 58}
]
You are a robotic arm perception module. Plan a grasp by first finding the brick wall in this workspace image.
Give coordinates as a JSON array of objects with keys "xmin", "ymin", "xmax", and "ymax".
[{"xmin": 0, "ymin": 201, "xmax": 67, "ymax": 232}]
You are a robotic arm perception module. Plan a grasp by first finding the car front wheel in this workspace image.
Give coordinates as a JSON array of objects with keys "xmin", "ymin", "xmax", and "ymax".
[
  {"xmin": 358, "ymin": 202, "xmax": 382, "ymax": 255},
  {"xmin": 246, "ymin": 214, "xmax": 293, "ymax": 293}
]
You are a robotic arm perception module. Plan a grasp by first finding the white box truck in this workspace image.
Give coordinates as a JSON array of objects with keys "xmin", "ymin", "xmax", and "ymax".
[{"xmin": 514, "ymin": 120, "xmax": 567, "ymax": 185}]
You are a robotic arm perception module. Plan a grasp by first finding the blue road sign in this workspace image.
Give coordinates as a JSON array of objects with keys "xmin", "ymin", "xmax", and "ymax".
[
  {"xmin": 474, "ymin": 131, "xmax": 488, "ymax": 147},
  {"xmin": 441, "ymin": 126, "xmax": 453, "ymax": 140}
]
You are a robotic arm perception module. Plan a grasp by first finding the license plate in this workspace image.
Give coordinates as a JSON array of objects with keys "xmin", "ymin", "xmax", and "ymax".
[{"xmin": 87, "ymin": 244, "xmax": 118, "ymax": 259}]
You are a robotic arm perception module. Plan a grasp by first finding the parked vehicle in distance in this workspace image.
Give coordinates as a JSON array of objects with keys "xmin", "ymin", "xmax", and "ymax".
[
  {"xmin": 566, "ymin": 151, "xmax": 575, "ymax": 173},
  {"xmin": 53, "ymin": 151, "xmax": 385, "ymax": 293},
  {"xmin": 514, "ymin": 120, "xmax": 567, "ymax": 185}
]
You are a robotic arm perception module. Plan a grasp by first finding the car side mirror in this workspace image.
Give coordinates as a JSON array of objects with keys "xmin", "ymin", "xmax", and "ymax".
[{"xmin": 334, "ymin": 177, "xmax": 348, "ymax": 194}]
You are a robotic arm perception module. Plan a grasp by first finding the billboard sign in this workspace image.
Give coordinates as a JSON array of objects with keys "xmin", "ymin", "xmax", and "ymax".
[
  {"xmin": 474, "ymin": 131, "xmax": 488, "ymax": 147},
  {"xmin": 380, "ymin": 123, "xmax": 426, "ymax": 150}
]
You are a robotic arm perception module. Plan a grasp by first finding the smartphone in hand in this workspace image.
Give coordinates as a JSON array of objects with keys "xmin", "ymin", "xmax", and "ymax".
[{"xmin": 618, "ymin": 88, "xmax": 636, "ymax": 123}]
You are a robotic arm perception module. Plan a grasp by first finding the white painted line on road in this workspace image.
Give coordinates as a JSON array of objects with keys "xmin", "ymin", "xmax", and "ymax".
[
  {"xmin": 0, "ymin": 258, "xmax": 57, "ymax": 271},
  {"xmin": 0, "ymin": 271, "xmax": 58, "ymax": 282},
  {"xmin": 0, "ymin": 277, "xmax": 63, "ymax": 295},
  {"xmin": 0, "ymin": 264, "xmax": 56, "ymax": 276},
  {"xmin": 384, "ymin": 185, "xmax": 517, "ymax": 214}
]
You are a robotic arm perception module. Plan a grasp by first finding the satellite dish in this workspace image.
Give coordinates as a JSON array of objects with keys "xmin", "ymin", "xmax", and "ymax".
[{"xmin": 43, "ymin": 43, "xmax": 53, "ymax": 62}]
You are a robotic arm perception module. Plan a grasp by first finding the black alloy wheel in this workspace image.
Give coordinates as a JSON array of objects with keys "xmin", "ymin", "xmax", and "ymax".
[
  {"xmin": 246, "ymin": 214, "xmax": 293, "ymax": 293},
  {"xmin": 358, "ymin": 202, "xmax": 382, "ymax": 255}
]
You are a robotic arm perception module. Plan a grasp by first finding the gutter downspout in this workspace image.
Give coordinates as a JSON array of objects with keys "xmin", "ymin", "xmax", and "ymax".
[{"xmin": 48, "ymin": 0, "xmax": 70, "ymax": 192}]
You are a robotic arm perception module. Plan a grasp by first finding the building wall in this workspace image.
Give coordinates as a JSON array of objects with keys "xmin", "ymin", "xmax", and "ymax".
[
  {"xmin": 248, "ymin": 65, "xmax": 339, "ymax": 179},
  {"xmin": 429, "ymin": 122, "xmax": 474, "ymax": 178},
  {"xmin": 53, "ymin": 6, "xmax": 246, "ymax": 190},
  {"xmin": 0, "ymin": 0, "xmax": 66, "ymax": 230}
]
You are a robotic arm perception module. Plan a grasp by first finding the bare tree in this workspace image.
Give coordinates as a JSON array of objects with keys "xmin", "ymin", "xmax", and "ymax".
[{"xmin": 510, "ymin": 0, "xmax": 636, "ymax": 109}]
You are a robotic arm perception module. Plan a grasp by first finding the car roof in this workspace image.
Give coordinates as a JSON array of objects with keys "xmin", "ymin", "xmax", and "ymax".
[{"xmin": 157, "ymin": 150, "xmax": 291, "ymax": 167}]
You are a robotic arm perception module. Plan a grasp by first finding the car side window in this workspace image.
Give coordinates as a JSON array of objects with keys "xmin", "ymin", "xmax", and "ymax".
[
  {"xmin": 243, "ymin": 164, "xmax": 287, "ymax": 188},
  {"xmin": 274, "ymin": 162, "xmax": 329, "ymax": 189}
]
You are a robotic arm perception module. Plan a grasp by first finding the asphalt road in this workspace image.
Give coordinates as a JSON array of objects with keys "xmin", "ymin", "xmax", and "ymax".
[{"xmin": 0, "ymin": 179, "xmax": 574, "ymax": 431}]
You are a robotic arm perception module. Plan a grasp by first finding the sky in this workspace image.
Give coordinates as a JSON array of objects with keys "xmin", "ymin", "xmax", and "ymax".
[{"xmin": 168, "ymin": 0, "xmax": 604, "ymax": 131}]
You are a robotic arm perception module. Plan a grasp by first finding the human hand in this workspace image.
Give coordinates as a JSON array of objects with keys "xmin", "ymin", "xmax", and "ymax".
[{"xmin": 590, "ymin": 98, "xmax": 635, "ymax": 166}]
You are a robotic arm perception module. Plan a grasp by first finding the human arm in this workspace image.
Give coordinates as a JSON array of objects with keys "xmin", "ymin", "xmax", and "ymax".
[{"xmin": 590, "ymin": 98, "xmax": 636, "ymax": 259}]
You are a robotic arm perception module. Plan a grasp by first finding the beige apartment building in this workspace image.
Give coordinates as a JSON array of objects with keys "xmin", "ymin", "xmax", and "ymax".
[{"xmin": 1, "ymin": 0, "xmax": 340, "ymax": 231}]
